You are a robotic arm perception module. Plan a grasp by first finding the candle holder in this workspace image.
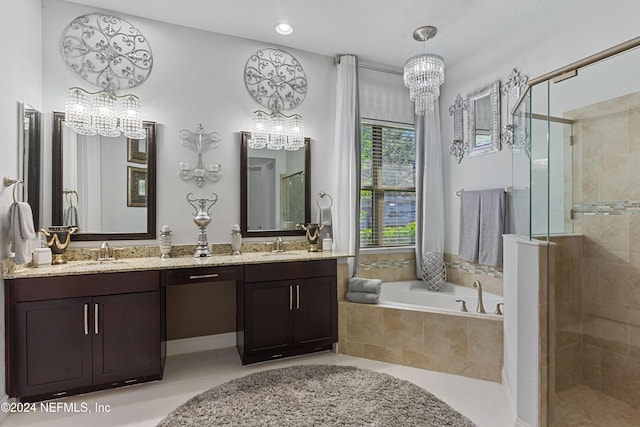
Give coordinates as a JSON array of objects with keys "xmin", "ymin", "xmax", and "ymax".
[
  {"xmin": 230, "ymin": 224, "xmax": 242, "ymax": 255},
  {"xmin": 186, "ymin": 193, "xmax": 218, "ymax": 257},
  {"xmin": 40, "ymin": 226, "xmax": 78, "ymax": 264}
]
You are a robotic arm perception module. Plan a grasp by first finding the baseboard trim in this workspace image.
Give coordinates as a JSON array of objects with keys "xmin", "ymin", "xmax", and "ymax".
[
  {"xmin": 502, "ymin": 368, "xmax": 516, "ymax": 425},
  {"xmin": 166, "ymin": 332, "xmax": 236, "ymax": 357}
]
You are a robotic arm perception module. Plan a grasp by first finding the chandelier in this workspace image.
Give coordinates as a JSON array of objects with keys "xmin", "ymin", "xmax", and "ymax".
[
  {"xmin": 403, "ymin": 26, "xmax": 445, "ymax": 115},
  {"xmin": 250, "ymin": 110, "xmax": 304, "ymax": 150},
  {"xmin": 65, "ymin": 87, "xmax": 145, "ymax": 138}
]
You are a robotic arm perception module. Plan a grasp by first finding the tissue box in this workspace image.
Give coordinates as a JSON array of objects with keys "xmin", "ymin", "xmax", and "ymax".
[{"xmin": 32, "ymin": 248, "xmax": 52, "ymax": 267}]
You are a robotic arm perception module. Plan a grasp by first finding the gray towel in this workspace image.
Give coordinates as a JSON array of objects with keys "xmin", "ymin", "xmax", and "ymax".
[
  {"xmin": 346, "ymin": 291, "xmax": 379, "ymax": 304},
  {"xmin": 479, "ymin": 189, "xmax": 506, "ymax": 267},
  {"xmin": 458, "ymin": 191, "xmax": 481, "ymax": 262},
  {"xmin": 348, "ymin": 277, "xmax": 382, "ymax": 294},
  {"xmin": 8, "ymin": 202, "xmax": 36, "ymax": 265}
]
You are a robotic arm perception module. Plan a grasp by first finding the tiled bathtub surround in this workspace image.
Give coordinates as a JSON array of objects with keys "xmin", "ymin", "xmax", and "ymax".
[
  {"xmin": 338, "ymin": 302, "xmax": 503, "ymax": 382},
  {"xmin": 356, "ymin": 251, "xmax": 504, "ymax": 296}
]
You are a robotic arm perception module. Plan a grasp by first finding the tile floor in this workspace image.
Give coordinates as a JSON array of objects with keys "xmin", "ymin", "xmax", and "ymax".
[
  {"xmin": 1, "ymin": 348, "xmax": 512, "ymax": 426},
  {"xmin": 551, "ymin": 384, "xmax": 640, "ymax": 427}
]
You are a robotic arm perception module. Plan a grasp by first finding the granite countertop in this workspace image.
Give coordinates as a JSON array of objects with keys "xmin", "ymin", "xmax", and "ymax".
[{"xmin": 4, "ymin": 250, "xmax": 351, "ymax": 280}]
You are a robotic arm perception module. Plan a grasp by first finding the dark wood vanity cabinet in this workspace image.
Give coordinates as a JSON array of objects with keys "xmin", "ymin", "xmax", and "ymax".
[
  {"xmin": 238, "ymin": 259, "xmax": 338, "ymax": 364},
  {"xmin": 5, "ymin": 271, "xmax": 162, "ymax": 401}
]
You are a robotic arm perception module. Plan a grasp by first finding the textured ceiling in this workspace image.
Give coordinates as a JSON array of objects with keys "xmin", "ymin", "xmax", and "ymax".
[{"xmin": 65, "ymin": 0, "xmax": 592, "ymax": 69}]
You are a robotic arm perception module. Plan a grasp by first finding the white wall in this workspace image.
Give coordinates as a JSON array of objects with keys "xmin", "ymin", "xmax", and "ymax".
[
  {"xmin": 440, "ymin": 0, "xmax": 640, "ymax": 254},
  {"xmin": 0, "ymin": 0, "xmax": 42, "ymax": 415},
  {"xmin": 41, "ymin": 0, "xmax": 337, "ymax": 245}
]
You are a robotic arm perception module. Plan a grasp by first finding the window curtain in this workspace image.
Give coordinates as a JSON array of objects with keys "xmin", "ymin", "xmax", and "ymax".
[
  {"xmin": 331, "ymin": 55, "xmax": 361, "ymax": 276},
  {"xmin": 415, "ymin": 101, "xmax": 445, "ymax": 277}
]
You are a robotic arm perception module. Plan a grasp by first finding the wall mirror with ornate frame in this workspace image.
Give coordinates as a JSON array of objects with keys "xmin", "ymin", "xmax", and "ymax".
[
  {"xmin": 467, "ymin": 80, "xmax": 501, "ymax": 156},
  {"xmin": 52, "ymin": 112, "xmax": 156, "ymax": 241},
  {"xmin": 240, "ymin": 131, "xmax": 310, "ymax": 238},
  {"xmin": 17, "ymin": 102, "xmax": 42, "ymax": 229}
]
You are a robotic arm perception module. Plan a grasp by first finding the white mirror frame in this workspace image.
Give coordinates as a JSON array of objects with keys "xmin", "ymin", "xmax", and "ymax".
[{"xmin": 466, "ymin": 80, "xmax": 501, "ymax": 156}]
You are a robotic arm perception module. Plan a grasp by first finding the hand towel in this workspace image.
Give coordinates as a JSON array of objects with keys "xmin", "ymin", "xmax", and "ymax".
[
  {"xmin": 64, "ymin": 206, "xmax": 79, "ymax": 228},
  {"xmin": 458, "ymin": 190, "xmax": 481, "ymax": 263},
  {"xmin": 316, "ymin": 205, "xmax": 333, "ymax": 241},
  {"xmin": 479, "ymin": 189, "xmax": 506, "ymax": 267},
  {"xmin": 346, "ymin": 291, "xmax": 379, "ymax": 304},
  {"xmin": 8, "ymin": 202, "xmax": 37, "ymax": 265},
  {"xmin": 348, "ymin": 277, "xmax": 382, "ymax": 294}
]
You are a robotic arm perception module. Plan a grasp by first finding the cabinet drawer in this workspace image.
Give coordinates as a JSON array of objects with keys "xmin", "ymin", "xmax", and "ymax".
[
  {"xmin": 8, "ymin": 271, "xmax": 159, "ymax": 302},
  {"xmin": 163, "ymin": 265, "xmax": 243, "ymax": 286},
  {"xmin": 245, "ymin": 259, "xmax": 336, "ymax": 283}
]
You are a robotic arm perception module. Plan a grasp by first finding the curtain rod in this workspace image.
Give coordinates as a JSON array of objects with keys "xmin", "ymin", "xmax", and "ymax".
[{"xmin": 334, "ymin": 55, "xmax": 403, "ymax": 76}]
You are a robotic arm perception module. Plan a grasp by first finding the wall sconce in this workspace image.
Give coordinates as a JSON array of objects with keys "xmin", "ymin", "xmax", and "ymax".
[
  {"xmin": 178, "ymin": 124, "xmax": 222, "ymax": 188},
  {"xmin": 501, "ymin": 68, "xmax": 528, "ymax": 151},
  {"xmin": 60, "ymin": 13, "xmax": 153, "ymax": 138},
  {"xmin": 64, "ymin": 88, "xmax": 145, "ymax": 138},
  {"xmin": 250, "ymin": 110, "xmax": 304, "ymax": 150},
  {"xmin": 244, "ymin": 47, "xmax": 307, "ymax": 150},
  {"xmin": 449, "ymin": 94, "xmax": 468, "ymax": 164}
]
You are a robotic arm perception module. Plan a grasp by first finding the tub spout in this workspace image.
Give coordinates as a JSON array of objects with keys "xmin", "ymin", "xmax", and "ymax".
[{"xmin": 473, "ymin": 280, "xmax": 486, "ymax": 314}]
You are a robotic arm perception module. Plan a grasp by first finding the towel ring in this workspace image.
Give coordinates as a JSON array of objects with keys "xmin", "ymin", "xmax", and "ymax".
[
  {"xmin": 317, "ymin": 191, "xmax": 333, "ymax": 209},
  {"xmin": 4, "ymin": 178, "xmax": 27, "ymax": 203}
]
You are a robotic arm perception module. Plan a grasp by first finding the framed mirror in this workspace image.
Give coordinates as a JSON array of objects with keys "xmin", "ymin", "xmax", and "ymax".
[
  {"xmin": 240, "ymin": 131, "xmax": 310, "ymax": 237},
  {"xmin": 17, "ymin": 102, "xmax": 42, "ymax": 229},
  {"xmin": 467, "ymin": 80, "xmax": 501, "ymax": 156},
  {"xmin": 52, "ymin": 112, "xmax": 156, "ymax": 241}
]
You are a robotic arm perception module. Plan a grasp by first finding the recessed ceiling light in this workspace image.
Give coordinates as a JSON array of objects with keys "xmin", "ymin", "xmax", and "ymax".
[{"xmin": 275, "ymin": 22, "xmax": 293, "ymax": 35}]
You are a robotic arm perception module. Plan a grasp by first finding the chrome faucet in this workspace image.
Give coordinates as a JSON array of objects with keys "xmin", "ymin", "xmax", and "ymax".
[
  {"xmin": 274, "ymin": 236, "xmax": 284, "ymax": 252},
  {"xmin": 99, "ymin": 241, "xmax": 111, "ymax": 259},
  {"xmin": 473, "ymin": 280, "xmax": 486, "ymax": 314}
]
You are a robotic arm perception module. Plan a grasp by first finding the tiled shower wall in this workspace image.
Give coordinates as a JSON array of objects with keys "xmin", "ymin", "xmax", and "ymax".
[{"xmin": 553, "ymin": 92, "xmax": 640, "ymax": 407}]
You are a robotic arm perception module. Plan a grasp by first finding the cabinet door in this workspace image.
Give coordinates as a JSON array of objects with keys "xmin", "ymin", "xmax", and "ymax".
[
  {"xmin": 93, "ymin": 292, "xmax": 161, "ymax": 384},
  {"xmin": 292, "ymin": 277, "xmax": 337, "ymax": 347},
  {"xmin": 245, "ymin": 281, "xmax": 292, "ymax": 355},
  {"xmin": 11, "ymin": 298, "xmax": 92, "ymax": 398}
]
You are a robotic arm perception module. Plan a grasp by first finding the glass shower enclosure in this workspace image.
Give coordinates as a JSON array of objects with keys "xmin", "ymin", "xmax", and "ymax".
[{"xmin": 515, "ymin": 39, "xmax": 640, "ymax": 426}]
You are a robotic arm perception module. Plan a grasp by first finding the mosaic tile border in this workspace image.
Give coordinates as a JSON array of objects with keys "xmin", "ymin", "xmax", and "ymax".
[
  {"xmin": 446, "ymin": 259, "xmax": 503, "ymax": 278},
  {"xmin": 573, "ymin": 201, "xmax": 640, "ymax": 216}
]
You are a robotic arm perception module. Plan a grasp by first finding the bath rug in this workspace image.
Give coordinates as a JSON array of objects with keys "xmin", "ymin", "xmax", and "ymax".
[{"xmin": 157, "ymin": 364, "xmax": 476, "ymax": 426}]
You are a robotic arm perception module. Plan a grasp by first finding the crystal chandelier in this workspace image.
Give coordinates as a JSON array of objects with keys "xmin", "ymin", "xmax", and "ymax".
[
  {"xmin": 64, "ymin": 87, "xmax": 145, "ymax": 139},
  {"xmin": 250, "ymin": 110, "xmax": 305, "ymax": 150},
  {"xmin": 403, "ymin": 26, "xmax": 445, "ymax": 115}
]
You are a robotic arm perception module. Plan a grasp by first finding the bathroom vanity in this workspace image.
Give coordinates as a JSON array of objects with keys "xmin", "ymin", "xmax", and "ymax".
[{"xmin": 3, "ymin": 251, "xmax": 343, "ymax": 401}]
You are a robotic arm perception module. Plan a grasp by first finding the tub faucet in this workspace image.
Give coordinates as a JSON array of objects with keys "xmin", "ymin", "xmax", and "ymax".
[{"xmin": 473, "ymin": 280, "xmax": 486, "ymax": 314}]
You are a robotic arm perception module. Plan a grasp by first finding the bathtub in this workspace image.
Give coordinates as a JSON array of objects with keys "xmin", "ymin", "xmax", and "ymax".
[{"xmin": 378, "ymin": 280, "xmax": 503, "ymax": 316}]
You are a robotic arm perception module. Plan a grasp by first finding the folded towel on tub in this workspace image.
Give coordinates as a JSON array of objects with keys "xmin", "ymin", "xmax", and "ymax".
[
  {"xmin": 346, "ymin": 291, "xmax": 379, "ymax": 304},
  {"xmin": 348, "ymin": 277, "xmax": 382, "ymax": 294}
]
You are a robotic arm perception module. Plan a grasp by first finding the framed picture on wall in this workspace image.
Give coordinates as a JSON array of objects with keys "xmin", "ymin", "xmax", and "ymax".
[
  {"xmin": 127, "ymin": 166, "xmax": 147, "ymax": 207},
  {"xmin": 127, "ymin": 138, "xmax": 147, "ymax": 164}
]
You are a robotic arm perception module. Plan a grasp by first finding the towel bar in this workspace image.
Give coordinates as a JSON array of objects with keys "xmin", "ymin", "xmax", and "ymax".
[{"xmin": 456, "ymin": 186, "xmax": 512, "ymax": 196}]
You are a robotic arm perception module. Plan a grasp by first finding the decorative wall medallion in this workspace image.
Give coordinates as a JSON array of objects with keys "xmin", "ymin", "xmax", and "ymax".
[
  {"xmin": 244, "ymin": 48, "xmax": 307, "ymax": 111},
  {"xmin": 60, "ymin": 13, "xmax": 153, "ymax": 91}
]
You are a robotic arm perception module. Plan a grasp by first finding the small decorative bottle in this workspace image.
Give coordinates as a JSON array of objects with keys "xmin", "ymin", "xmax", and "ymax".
[
  {"xmin": 231, "ymin": 224, "xmax": 242, "ymax": 255},
  {"xmin": 160, "ymin": 224, "xmax": 172, "ymax": 258}
]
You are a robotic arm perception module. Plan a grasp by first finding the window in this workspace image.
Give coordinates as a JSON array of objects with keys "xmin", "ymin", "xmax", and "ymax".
[{"xmin": 360, "ymin": 122, "xmax": 416, "ymax": 247}]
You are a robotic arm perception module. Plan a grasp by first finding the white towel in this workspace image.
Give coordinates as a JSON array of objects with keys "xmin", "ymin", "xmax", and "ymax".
[
  {"xmin": 8, "ymin": 202, "xmax": 37, "ymax": 265},
  {"xmin": 479, "ymin": 189, "xmax": 506, "ymax": 267},
  {"xmin": 458, "ymin": 191, "xmax": 481, "ymax": 263},
  {"xmin": 316, "ymin": 205, "xmax": 333, "ymax": 241}
]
